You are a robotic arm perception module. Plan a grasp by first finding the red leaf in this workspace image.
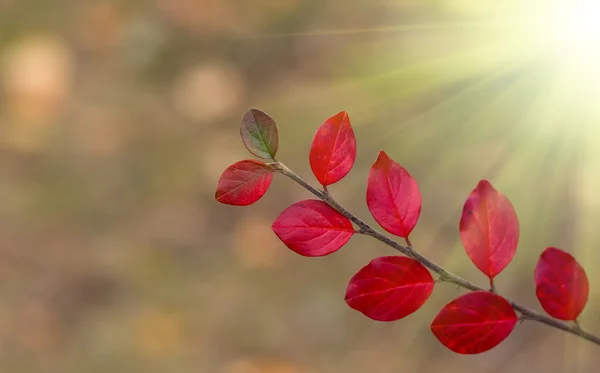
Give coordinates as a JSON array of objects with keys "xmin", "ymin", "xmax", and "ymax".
[
  {"xmin": 430, "ymin": 291, "xmax": 517, "ymax": 354},
  {"xmin": 345, "ymin": 256, "xmax": 434, "ymax": 321},
  {"xmin": 460, "ymin": 180, "xmax": 519, "ymax": 282},
  {"xmin": 534, "ymin": 247, "xmax": 589, "ymax": 321},
  {"xmin": 271, "ymin": 199, "xmax": 354, "ymax": 257},
  {"xmin": 215, "ymin": 160, "xmax": 274, "ymax": 206},
  {"xmin": 366, "ymin": 151, "xmax": 422, "ymax": 238},
  {"xmin": 309, "ymin": 111, "xmax": 357, "ymax": 187}
]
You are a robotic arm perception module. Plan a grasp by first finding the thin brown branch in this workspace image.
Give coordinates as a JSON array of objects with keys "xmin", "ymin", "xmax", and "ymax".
[{"xmin": 272, "ymin": 161, "xmax": 600, "ymax": 347}]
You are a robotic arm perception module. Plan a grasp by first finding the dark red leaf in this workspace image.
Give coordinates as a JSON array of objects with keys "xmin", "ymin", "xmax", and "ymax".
[
  {"xmin": 366, "ymin": 151, "xmax": 422, "ymax": 238},
  {"xmin": 215, "ymin": 160, "xmax": 274, "ymax": 206},
  {"xmin": 430, "ymin": 291, "xmax": 517, "ymax": 354},
  {"xmin": 271, "ymin": 199, "xmax": 354, "ymax": 257},
  {"xmin": 345, "ymin": 256, "xmax": 434, "ymax": 322},
  {"xmin": 534, "ymin": 247, "xmax": 589, "ymax": 321},
  {"xmin": 460, "ymin": 180, "xmax": 519, "ymax": 282},
  {"xmin": 240, "ymin": 108, "xmax": 279, "ymax": 159},
  {"xmin": 309, "ymin": 111, "xmax": 356, "ymax": 186}
]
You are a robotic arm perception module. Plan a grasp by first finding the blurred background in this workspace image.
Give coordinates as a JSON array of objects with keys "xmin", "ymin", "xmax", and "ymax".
[{"xmin": 1, "ymin": 0, "xmax": 600, "ymax": 372}]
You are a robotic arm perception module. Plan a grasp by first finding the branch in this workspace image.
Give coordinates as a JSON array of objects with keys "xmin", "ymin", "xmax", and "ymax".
[{"xmin": 272, "ymin": 161, "xmax": 600, "ymax": 347}]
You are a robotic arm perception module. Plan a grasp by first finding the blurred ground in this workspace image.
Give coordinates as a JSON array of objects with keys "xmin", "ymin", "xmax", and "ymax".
[{"xmin": 0, "ymin": 0, "xmax": 600, "ymax": 372}]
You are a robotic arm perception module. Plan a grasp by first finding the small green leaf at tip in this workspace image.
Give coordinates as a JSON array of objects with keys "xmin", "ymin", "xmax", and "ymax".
[{"xmin": 240, "ymin": 108, "xmax": 279, "ymax": 159}]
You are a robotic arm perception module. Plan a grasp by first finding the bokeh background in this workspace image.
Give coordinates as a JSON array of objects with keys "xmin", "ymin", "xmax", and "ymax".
[{"xmin": 1, "ymin": 0, "xmax": 600, "ymax": 372}]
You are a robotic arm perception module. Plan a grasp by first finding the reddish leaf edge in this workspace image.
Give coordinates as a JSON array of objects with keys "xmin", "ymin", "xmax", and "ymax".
[
  {"xmin": 214, "ymin": 159, "xmax": 275, "ymax": 206},
  {"xmin": 534, "ymin": 247, "xmax": 589, "ymax": 321},
  {"xmin": 459, "ymin": 179, "xmax": 520, "ymax": 287},
  {"xmin": 309, "ymin": 110, "xmax": 357, "ymax": 187},
  {"xmin": 430, "ymin": 291, "xmax": 518, "ymax": 354},
  {"xmin": 240, "ymin": 108, "xmax": 279, "ymax": 159},
  {"xmin": 271, "ymin": 199, "xmax": 355, "ymax": 257},
  {"xmin": 345, "ymin": 256, "xmax": 435, "ymax": 322},
  {"xmin": 365, "ymin": 150, "xmax": 422, "ymax": 239}
]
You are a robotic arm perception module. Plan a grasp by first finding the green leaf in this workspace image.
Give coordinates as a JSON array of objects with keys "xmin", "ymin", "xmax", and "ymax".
[{"xmin": 240, "ymin": 108, "xmax": 279, "ymax": 159}]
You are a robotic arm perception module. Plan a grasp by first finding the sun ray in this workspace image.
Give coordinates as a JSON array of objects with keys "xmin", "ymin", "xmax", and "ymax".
[
  {"xmin": 419, "ymin": 58, "xmax": 582, "ymax": 275},
  {"xmin": 363, "ymin": 60, "xmax": 532, "ymax": 149},
  {"xmin": 231, "ymin": 18, "xmax": 510, "ymax": 40}
]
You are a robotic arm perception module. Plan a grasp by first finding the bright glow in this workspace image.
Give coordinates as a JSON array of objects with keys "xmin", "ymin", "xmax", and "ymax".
[
  {"xmin": 539, "ymin": 0, "xmax": 600, "ymax": 62},
  {"xmin": 553, "ymin": 0, "xmax": 600, "ymax": 54}
]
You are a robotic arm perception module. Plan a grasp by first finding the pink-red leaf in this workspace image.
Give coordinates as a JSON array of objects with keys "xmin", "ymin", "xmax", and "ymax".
[
  {"xmin": 215, "ymin": 160, "xmax": 274, "ymax": 206},
  {"xmin": 534, "ymin": 247, "xmax": 589, "ymax": 321},
  {"xmin": 460, "ymin": 180, "xmax": 519, "ymax": 281},
  {"xmin": 240, "ymin": 108, "xmax": 279, "ymax": 159},
  {"xmin": 345, "ymin": 256, "xmax": 434, "ymax": 322},
  {"xmin": 309, "ymin": 111, "xmax": 357, "ymax": 186},
  {"xmin": 366, "ymin": 151, "xmax": 422, "ymax": 238},
  {"xmin": 271, "ymin": 199, "xmax": 354, "ymax": 257},
  {"xmin": 430, "ymin": 291, "xmax": 517, "ymax": 354}
]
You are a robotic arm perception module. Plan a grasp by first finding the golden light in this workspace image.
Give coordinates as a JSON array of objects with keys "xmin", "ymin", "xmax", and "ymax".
[
  {"xmin": 498, "ymin": 0, "xmax": 600, "ymax": 119},
  {"xmin": 535, "ymin": 0, "xmax": 600, "ymax": 66}
]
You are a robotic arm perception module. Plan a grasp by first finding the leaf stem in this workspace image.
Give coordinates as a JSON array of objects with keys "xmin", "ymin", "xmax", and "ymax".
[{"xmin": 273, "ymin": 161, "xmax": 600, "ymax": 347}]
